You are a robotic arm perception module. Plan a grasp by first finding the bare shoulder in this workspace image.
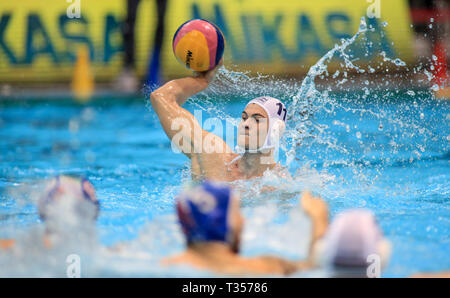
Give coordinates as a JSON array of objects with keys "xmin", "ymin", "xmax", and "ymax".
[
  {"xmin": 161, "ymin": 252, "xmax": 299, "ymax": 276},
  {"xmin": 240, "ymin": 255, "xmax": 297, "ymax": 275},
  {"xmin": 192, "ymin": 151, "xmax": 240, "ymax": 181},
  {"xmin": 224, "ymin": 152, "xmax": 241, "ymax": 165},
  {"xmin": 161, "ymin": 252, "xmax": 237, "ymax": 275},
  {"xmin": 161, "ymin": 253, "xmax": 188, "ymax": 267}
]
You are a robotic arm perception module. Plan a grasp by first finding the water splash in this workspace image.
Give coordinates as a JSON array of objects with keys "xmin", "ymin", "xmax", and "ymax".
[{"xmin": 285, "ymin": 17, "xmax": 370, "ymax": 166}]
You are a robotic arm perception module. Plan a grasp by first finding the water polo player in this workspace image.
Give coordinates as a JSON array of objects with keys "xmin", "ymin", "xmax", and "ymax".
[
  {"xmin": 0, "ymin": 175, "xmax": 100, "ymax": 250},
  {"xmin": 151, "ymin": 67, "xmax": 288, "ymax": 182},
  {"xmin": 150, "ymin": 19, "xmax": 288, "ymax": 182},
  {"xmin": 162, "ymin": 181, "xmax": 322, "ymax": 275}
]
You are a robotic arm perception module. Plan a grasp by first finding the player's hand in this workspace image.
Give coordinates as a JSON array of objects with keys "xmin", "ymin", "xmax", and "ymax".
[
  {"xmin": 194, "ymin": 58, "xmax": 223, "ymax": 84},
  {"xmin": 300, "ymin": 191, "xmax": 328, "ymax": 220}
]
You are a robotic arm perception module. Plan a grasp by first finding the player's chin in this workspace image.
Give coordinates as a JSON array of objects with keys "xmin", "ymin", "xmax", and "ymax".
[
  {"xmin": 237, "ymin": 135, "xmax": 248, "ymax": 148},
  {"xmin": 238, "ymin": 135, "xmax": 263, "ymax": 151}
]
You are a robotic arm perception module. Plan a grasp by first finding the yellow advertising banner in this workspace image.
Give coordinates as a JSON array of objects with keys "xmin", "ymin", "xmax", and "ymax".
[{"xmin": 0, "ymin": 0, "xmax": 414, "ymax": 83}]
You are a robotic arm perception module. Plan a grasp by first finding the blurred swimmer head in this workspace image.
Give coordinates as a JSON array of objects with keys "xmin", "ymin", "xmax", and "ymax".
[
  {"xmin": 38, "ymin": 175, "xmax": 100, "ymax": 224},
  {"xmin": 314, "ymin": 209, "xmax": 391, "ymax": 277},
  {"xmin": 237, "ymin": 96, "xmax": 287, "ymax": 153},
  {"xmin": 176, "ymin": 181, "xmax": 243, "ymax": 253}
]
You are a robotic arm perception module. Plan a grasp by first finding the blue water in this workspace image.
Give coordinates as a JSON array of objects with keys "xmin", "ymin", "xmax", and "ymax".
[{"xmin": 0, "ymin": 89, "xmax": 448, "ymax": 277}]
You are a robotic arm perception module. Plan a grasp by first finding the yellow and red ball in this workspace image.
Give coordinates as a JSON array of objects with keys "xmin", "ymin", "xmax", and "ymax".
[{"xmin": 172, "ymin": 19, "xmax": 225, "ymax": 72}]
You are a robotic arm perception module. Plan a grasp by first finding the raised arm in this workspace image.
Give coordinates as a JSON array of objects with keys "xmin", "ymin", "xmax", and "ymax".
[
  {"xmin": 243, "ymin": 192, "xmax": 330, "ymax": 276},
  {"xmin": 150, "ymin": 61, "xmax": 230, "ymax": 158},
  {"xmin": 301, "ymin": 191, "xmax": 329, "ymax": 265}
]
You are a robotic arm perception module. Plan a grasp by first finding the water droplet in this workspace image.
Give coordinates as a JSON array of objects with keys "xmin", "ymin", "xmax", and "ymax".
[
  {"xmin": 69, "ymin": 119, "xmax": 79, "ymax": 133},
  {"xmin": 424, "ymin": 70, "xmax": 433, "ymax": 81},
  {"xmin": 81, "ymin": 107, "xmax": 96, "ymax": 122},
  {"xmin": 406, "ymin": 90, "xmax": 415, "ymax": 96},
  {"xmin": 356, "ymin": 132, "xmax": 362, "ymax": 139},
  {"xmin": 359, "ymin": 17, "xmax": 367, "ymax": 31}
]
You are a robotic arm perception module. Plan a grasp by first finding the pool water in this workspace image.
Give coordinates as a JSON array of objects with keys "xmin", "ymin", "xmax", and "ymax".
[{"xmin": 0, "ymin": 88, "xmax": 448, "ymax": 277}]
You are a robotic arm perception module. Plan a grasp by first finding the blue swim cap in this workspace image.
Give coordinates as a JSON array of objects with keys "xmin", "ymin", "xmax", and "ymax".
[{"xmin": 176, "ymin": 181, "xmax": 232, "ymax": 244}]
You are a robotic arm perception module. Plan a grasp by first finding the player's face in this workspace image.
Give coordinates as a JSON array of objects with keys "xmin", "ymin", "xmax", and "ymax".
[{"xmin": 237, "ymin": 104, "xmax": 269, "ymax": 151}]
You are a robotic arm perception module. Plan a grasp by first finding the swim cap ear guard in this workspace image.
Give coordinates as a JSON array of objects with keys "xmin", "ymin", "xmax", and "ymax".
[
  {"xmin": 237, "ymin": 96, "xmax": 287, "ymax": 153},
  {"xmin": 269, "ymin": 119, "xmax": 286, "ymax": 147}
]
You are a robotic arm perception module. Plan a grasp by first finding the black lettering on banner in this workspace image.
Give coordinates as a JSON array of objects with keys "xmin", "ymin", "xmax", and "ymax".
[{"xmin": 0, "ymin": 14, "xmax": 17, "ymax": 64}]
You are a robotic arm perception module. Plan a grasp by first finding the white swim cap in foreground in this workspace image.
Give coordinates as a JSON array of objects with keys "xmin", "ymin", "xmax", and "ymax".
[{"xmin": 316, "ymin": 209, "xmax": 391, "ymax": 271}]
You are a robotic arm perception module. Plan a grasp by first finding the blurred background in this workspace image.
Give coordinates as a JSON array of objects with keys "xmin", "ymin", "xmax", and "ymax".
[{"xmin": 0, "ymin": 0, "xmax": 448, "ymax": 100}]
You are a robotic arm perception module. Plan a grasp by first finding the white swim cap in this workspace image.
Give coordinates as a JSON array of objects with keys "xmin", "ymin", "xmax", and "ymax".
[
  {"xmin": 240, "ymin": 96, "xmax": 287, "ymax": 152},
  {"xmin": 316, "ymin": 209, "xmax": 391, "ymax": 271}
]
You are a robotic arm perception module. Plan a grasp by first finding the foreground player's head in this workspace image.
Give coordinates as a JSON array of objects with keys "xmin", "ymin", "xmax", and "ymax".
[
  {"xmin": 315, "ymin": 209, "xmax": 391, "ymax": 277},
  {"xmin": 176, "ymin": 181, "xmax": 243, "ymax": 253},
  {"xmin": 237, "ymin": 96, "xmax": 287, "ymax": 153},
  {"xmin": 38, "ymin": 175, "xmax": 100, "ymax": 225}
]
